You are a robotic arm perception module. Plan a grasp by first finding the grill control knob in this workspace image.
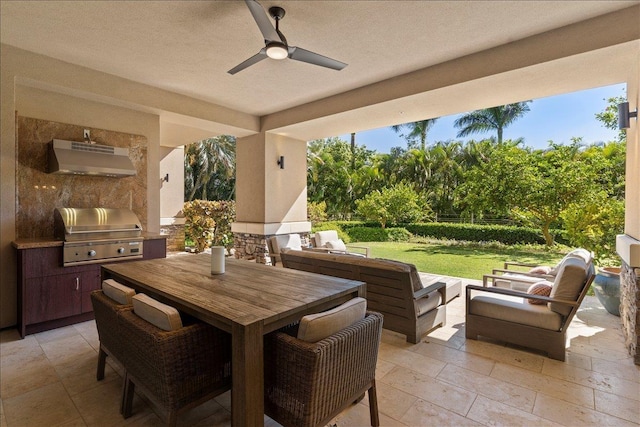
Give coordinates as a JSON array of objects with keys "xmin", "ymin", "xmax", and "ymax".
[
  {"xmin": 88, "ymin": 250, "xmax": 97, "ymax": 257},
  {"xmin": 117, "ymin": 247, "xmax": 125, "ymax": 254}
]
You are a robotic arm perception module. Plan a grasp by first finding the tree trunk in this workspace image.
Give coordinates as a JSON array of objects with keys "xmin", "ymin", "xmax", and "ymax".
[
  {"xmin": 350, "ymin": 132, "xmax": 356, "ymax": 170},
  {"xmin": 497, "ymin": 128, "xmax": 503, "ymax": 145},
  {"xmin": 541, "ymin": 221, "xmax": 554, "ymax": 246}
]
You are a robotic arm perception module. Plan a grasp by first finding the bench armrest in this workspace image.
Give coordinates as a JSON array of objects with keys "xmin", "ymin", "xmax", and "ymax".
[
  {"xmin": 503, "ymin": 261, "xmax": 539, "ymax": 269},
  {"xmin": 414, "ymin": 281, "xmax": 445, "ymax": 299},
  {"xmin": 483, "ymin": 273, "xmax": 549, "ymax": 288}
]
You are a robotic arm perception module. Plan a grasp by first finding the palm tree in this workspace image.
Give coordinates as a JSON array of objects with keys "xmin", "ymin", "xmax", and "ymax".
[
  {"xmin": 184, "ymin": 136, "xmax": 235, "ymax": 201},
  {"xmin": 454, "ymin": 102, "xmax": 531, "ymax": 144},
  {"xmin": 391, "ymin": 118, "xmax": 438, "ymax": 150}
]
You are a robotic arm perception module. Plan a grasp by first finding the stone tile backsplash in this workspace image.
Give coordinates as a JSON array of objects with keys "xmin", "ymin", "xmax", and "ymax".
[{"xmin": 16, "ymin": 116, "xmax": 147, "ymax": 238}]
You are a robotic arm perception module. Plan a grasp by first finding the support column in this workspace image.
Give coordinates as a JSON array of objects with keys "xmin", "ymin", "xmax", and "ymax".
[{"xmin": 232, "ymin": 132, "xmax": 310, "ymax": 263}]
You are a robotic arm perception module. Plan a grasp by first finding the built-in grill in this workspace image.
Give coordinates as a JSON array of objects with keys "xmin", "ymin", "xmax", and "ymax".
[{"xmin": 54, "ymin": 207, "xmax": 144, "ymax": 266}]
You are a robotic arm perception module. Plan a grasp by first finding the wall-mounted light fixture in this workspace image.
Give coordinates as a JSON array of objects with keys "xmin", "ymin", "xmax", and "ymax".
[
  {"xmin": 618, "ymin": 102, "xmax": 638, "ymax": 129},
  {"xmin": 277, "ymin": 156, "xmax": 285, "ymax": 169},
  {"xmin": 162, "ymin": 173, "xmax": 169, "ymax": 183}
]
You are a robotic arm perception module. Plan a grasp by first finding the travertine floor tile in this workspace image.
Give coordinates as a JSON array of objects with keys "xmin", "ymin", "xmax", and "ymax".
[
  {"xmin": 0, "ymin": 352, "xmax": 59, "ymax": 399},
  {"xmin": 533, "ymin": 392, "xmax": 638, "ymax": 427},
  {"xmin": 369, "ymin": 381, "xmax": 417, "ymax": 420},
  {"xmin": 412, "ymin": 341, "xmax": 495, "ymax": 376},
  {"xmin": 467, "ymin": 395, "xmax": 562, "ymax": 427},
  {"xmin": 54, "ymin": 349, "xmax": 118, "ymax": 396},
  {"xmin": 400, "ymin": 398, "xmax": 483, "ymax": 426},
  {"xmin": 463, "ymin": 339, "xmax": 545, "ymax": 373},
  {"xmin": 594, "ymin": 389, "xmax": 640, "ymax": 423},
  {"xmin": 2, "ymin": 382, "xmax": 80, "ymax": 426},
  {"xmin": 542, "ymin": 357, "xmax": 640, "ymax": 400},
  {"xmin": 40, "ymin": 334, "xmax": 95, "ymax": 366},
  {"xmin": 34, "ymin": 324, "xmax": 81, "ymax": 345},
  {"xmin": 378, "ymin": 342, "xmax": 446, "ymax": 378},
  {"xmin": 567, "ymin": 340, "xmax": 632, "ymax": 362},
  {"xmin": 491, "ymin": 362, "xmax": 595, "ymax": 408},
  {"xmin": 376, "ymin": 358, "xmax": 396, "ymax": 379},
  {"xmin": 331, "ymin": 401, "xmax": 406, "ymax": 427},
  {"xmin": 591, "ymin": 357, "xmax": 640, "ymax": 383},
  {"xmin": 380, "ymin": 365, "xmax": 476, "ymax": 416},
  {"xmin": 436, "ymin": 364, "xmax": 537, "ymax": 412}
]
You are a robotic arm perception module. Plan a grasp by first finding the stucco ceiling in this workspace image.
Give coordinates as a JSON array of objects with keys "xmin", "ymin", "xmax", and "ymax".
[{"xmin": 2, "ymin": 0, "xmax": 637, "ymax": 121}]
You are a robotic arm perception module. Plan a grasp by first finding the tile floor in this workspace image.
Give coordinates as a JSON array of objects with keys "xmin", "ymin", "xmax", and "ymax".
[{"xmin": 1, "ymin": 278, "xmax": 638, "ymax": 427}]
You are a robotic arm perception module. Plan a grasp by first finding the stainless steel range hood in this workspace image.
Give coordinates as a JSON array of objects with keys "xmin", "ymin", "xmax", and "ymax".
[{"xmin": 48, "ymin": 139, "xmax": 136, "ymax": 177}]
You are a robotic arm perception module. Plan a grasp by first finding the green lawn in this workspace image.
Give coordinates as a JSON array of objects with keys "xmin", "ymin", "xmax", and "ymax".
[{"xmin": 360, "ymin": 241, "xmax": 565, "ymax": 280}]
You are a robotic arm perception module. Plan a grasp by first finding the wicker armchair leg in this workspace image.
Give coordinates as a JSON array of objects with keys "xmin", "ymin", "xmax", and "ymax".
[
  {"xmin": 121, "ymin": 374, "xmax": 135, "ymax": 418},
  {"xmin": 368, "ymin": 380, "xmax": 380, "ymax": 427},
  {"xmin": 96, "ymin": 346, "xmax": 107, "ymax": 381}
]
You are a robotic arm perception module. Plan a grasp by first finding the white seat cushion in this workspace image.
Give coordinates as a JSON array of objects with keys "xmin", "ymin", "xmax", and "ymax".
[
  {"xmin": 494, "ymin": 273, "xmax": 542, "ymax": 292},
  {"xmin": 132, "ymin": 293, "xmax": 183, "ymax": 331},
  {"xmin": 271, "ymin": 234, "xmax": 302, "ymax": 253},
  {"xmin": 297, "ymin": 297, "xmax": 366, "ymax": 342},
  {"xmin": 469, "ymin": 294, "xmax": 563, "ymax": 331},
  {"xmin": 102, "ymin": 279, "xmax": 135, "ymax": 305}
]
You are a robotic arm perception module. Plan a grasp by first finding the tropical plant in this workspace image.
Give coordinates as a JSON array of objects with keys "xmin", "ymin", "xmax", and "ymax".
[
  {"xmin": 391, "ymin": 118, "xmax": 438, "ymax": 150},
  {"xmin": 356, "ymin": 182, "xmax": 432, "ymax": 228},
  {"xmin": 454, "ymin": 102, "xmax": 531, "ymax": 144},
  {"xmin": 307, "ymin": 201, "xmax": 328, "ymax": 223},
  {"xmin": 183, "ymin": 200, "xmax": 236, "ymax": 252},
  {"xmin": 595, "ymin": 95, "xmax": 627, "ymax": 142},
  {"xmin": 184, "ymin": 135, "xmax": 236, "ymax": 201}
]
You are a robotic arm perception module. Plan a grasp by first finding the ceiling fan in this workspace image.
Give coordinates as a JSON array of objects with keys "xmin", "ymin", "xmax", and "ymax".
[{"xmin": 228, "ymin": 0, "xmax": 347, "ymax": 75}]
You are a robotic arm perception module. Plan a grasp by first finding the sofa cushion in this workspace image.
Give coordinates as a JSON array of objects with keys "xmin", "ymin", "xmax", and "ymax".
[
  {"xmin": 102, "ymin": 279, "xmax": 135, "ymax": 305},
  {"xmin": 325, "ymin": 239, "xmax": 347, "ymax": 251},
  {"xmin": 469, "ymin": 294, "xmax": 563, "ymax": 331},
  {"xmin": 132, "ymin": 293, "xmax": 183, "ymax": 331},
  {"xmin": 415, "ymin": 291, "xmax": 442, "ymax": 316},
  {"xmin": 527, "ymin": 281, "xmax": 553, "ymax": 305},
  {"xmin": 494, "ymin": 273, "xmax": 542, "ymax": 292},
  {"xmin": 549, "ymin": 257, "xmax": 588, "ymax": 316},
  {"xmin": 314, "ymin": 230, "xmax": 340, "ymax": 248},
  {"xmin": 272, "ymin": 234, "xmax": 302, "ymax": 253},
  {"xmin": 297, "ymin": 297, "xmax": 366, "ymax": 342},
  {"xmin": 550, "ymin": 248, "xmax": 592, "ymax": 275}
]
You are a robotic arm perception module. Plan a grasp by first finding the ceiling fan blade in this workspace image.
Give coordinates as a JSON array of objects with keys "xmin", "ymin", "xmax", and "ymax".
[
  {"xmin": 288, "ymin": 46, "xmax": 347, "ymax": 71},
  {"xmin": 245, "ymin": 0, "xmax": 281, "ymax": 43},
  {"xmin": 227, "ymin": 49, "xmax": 267, "ymax": 75}
]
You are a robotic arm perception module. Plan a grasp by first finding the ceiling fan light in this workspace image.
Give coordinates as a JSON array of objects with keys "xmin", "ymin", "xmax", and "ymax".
[{"xmin": 266, "ymin": 42, "xmax": 288, "ymax": 60}]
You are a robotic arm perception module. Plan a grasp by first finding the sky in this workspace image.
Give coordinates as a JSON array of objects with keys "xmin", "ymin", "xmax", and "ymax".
[{"xmin": 339, "ymin": 83, "xmax": 625, "ymax": 153}]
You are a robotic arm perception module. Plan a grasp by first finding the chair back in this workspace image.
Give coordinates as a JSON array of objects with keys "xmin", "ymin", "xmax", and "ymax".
[
  {"xmin": 264, "ymin": 311, "xmax": 383, "ymax": 427},
  {"xmin": 90, "ymin": 290, "xmax": 131, "ymax": 363},
  {"xmin": 269, "ymin": 234, "xmax": 302, "ymax": 255}
]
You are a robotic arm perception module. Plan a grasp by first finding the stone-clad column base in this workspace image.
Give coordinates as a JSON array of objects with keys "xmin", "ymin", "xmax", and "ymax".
[{"xmin": 620, "ymin": 261, "xmax": 640, "ymax": 365}]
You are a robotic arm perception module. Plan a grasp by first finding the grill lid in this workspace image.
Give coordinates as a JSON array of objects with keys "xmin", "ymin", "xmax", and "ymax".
[{"xmin": 54, "ymin": 208, "xmax": 142, "ymax": 241}]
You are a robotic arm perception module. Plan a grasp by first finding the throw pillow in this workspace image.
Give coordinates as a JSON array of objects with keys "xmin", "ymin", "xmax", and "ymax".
[
  {"xmin": 326, "ymin": 239, "xmax": 347, "ymax": 251},
  {"xmin": 529, "ymin": 266, "xmax": 552, "ymax": 275},
  {"xmin": 526, "ymin": 281, "xmax": 552, "ymax": 305},
  {"xmin": 102, "ymin": 279, "xmax": 135, "ymax": 305}
]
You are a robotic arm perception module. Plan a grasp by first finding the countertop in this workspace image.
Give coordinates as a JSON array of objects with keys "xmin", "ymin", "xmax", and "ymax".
[{"xmin": 12, "ymin": 233, "xmax": 166, "ymax": 249}]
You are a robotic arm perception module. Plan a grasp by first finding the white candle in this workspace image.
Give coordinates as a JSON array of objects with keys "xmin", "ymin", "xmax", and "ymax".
[{"xmin": 210, "ymin": 246, "xmax": 225, "ymax": 275}]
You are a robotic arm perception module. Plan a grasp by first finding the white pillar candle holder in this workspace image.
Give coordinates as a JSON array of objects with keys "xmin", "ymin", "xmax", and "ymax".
[{"xmin": 210, "ymin": 246, "xmax": 226, "ymax": 275}]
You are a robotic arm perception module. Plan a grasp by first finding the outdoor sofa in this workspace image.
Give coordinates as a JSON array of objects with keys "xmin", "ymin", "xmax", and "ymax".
[{"xmin": 280, "ymin": 249, "xmax": 446, "ymax": 343}]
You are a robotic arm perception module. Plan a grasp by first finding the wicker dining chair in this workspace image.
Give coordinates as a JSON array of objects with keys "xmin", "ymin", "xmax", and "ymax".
[
  {"xmin": 90, "ymin": 285, "xmax": 134, "ymax": 381},
  {"xmin": 264, "ymin": 310, "xmax": 383, "ymax": 427},
  {"xmin": 118, "ymin": 304, "xmax": 232, "ymax": 426}
]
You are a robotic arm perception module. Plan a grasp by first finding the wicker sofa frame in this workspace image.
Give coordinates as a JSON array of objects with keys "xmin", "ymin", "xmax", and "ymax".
[{"xmin": 280, "ymin": 250, "xmax": 446, "ymax": 343}]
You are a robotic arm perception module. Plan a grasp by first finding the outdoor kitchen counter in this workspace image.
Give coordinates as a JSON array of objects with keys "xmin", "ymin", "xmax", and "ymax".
[{"xmin": 12, "ymin": 233, "xmax": 166, "ymax": 249}]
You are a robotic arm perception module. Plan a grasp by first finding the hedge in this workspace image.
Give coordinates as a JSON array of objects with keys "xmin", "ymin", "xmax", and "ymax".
[{"xmin": 404, "ymin": 222, "xmax": 565, "ymax": 245}]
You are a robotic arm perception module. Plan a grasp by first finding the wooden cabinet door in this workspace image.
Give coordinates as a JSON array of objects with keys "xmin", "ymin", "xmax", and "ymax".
[
  {"xmin": 25, "ymin": 273, "xmax": 82, "ymax": 325},
  {"xmin": 80, "ymin": 267, "xmax": 101, "ymax": 313}
]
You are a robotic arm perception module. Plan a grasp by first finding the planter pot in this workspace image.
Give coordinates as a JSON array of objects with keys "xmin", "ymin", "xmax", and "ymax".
[{"xmin": 592, "ymin": 267, "xmax": 621, "ymax": 316}]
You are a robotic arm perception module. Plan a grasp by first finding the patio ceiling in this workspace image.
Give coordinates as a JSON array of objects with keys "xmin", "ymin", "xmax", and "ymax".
[{"xmin": 1, "ymin": 1, "xmax": 639, "ymax": 144}]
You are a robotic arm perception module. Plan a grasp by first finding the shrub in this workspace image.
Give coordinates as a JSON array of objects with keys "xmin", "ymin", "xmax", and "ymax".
[
  {"xmin": 183, "ymin": 200, "xmax": 236, "ymax": 253},
  {"xmin": 404, "ymin": 222, "xmax": 554, "ymax": 245},
  {"xmin": 356, "ymin": 183, "xmax": 431, "ymax": 228},
  {"xmin": 307, "ymin": 201, "xmax": 328, "ymax": 223},
  {"xmin": 346, "ymin": 226, "xmax": 411, "ymax": 242},
  {"xmin": 311, "ymin": 222, "xmax": 351, "ymax": 243}
]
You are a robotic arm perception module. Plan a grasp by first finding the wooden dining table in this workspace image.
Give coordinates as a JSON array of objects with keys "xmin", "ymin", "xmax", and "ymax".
[{"xmin": 101, "ymin": 253, "xmax": 366, "ymax": 426}]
